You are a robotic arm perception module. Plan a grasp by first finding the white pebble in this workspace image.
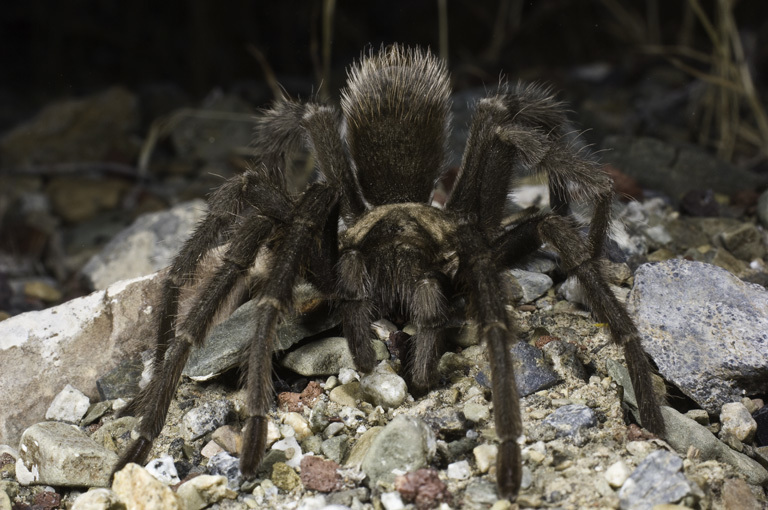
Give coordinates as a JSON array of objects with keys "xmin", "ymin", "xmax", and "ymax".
[
  {"xmin": 271, "ymin": 436, "xmax": 303, "ymax": 468},
  {"xmin": 338, "ymin": 368, "xmax": 360, "ymax": 384},
  {"xmin": 45, "ymin": 384, "xmax": 90, "ymax": 423},
  {"xmin": 604, "ymin": 460, "xmax": 630, "ymax": 488},
  {"xmin": 381, "ymin": 491, "xmax": 405, "ymax": 510},
  {"xmin": 145, "ymin": 454, "xmax": 180, "ymax": 485},
  {"xmin": 447, "ymin": 460, "xmax": 472, "ymax": 480}
]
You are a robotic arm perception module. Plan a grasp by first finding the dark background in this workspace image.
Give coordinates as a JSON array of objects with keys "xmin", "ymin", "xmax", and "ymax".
[{"xmin": 1, "ymin": 0, "xmax": 768, "ymax": 314}]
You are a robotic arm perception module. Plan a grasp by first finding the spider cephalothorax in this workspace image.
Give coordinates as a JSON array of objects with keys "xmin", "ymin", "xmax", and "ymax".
[{"xmin": 113, "ymin": 44, "xmax": 665, "ymax": 500}]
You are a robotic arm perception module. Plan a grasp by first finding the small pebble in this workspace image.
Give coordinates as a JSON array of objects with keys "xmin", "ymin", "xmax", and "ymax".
[
  {"xmin": 338, "ymin": 368, "xmax": 360, "ymax": 385},
  {"xmin": 720, "ymin": 402, "xmax": 757, "ymax": 442},
  {"xmin": 45, "ymin": 384, "xmax": 90, "ymax": 423},
  {"xmin": 447, "ymin": 460, "xmax": 471, "ymax": 480},
  {"xmin": 604, "ymin": 460, "xmax": 630, "ymax": 488},
  {"xmin": 145, "ymin": 454, "xmax": 180, "ymax": 485},
  {"xmin": 381, "ymin": 491, "xmax": 405, "ymax": 510},
  {"xmin": 462, "ymin": 401, "xmax": 490, "ymax": 423},
  {"xmin": 271, "ymin": 436, "xmax": 304, "ymax": 468},
  {"xmin": 472, "ymin": 444, "xmax": 497, "ymax": 474},
  {"xmin": 283, "ymin": 412, "xmax": 312, "ymax": 441}
]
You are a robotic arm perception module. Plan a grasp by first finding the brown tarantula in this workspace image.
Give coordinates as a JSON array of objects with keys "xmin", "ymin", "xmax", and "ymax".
[{"xmin": 113, "ymin": 44, "xmax": 665, "ymax": 499}]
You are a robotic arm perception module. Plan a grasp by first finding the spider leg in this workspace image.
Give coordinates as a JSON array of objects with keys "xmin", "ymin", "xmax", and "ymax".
[
  {"xmin": 455, "ymin": 226, "xmax": 522, "ymax": 500},
  {"xmin": 494, "ymin": 213, "xmax": 666, "ymax": 435},
  {"xmin": 336, "ymin": 249, "xmax": 377, "ymax": 372},
  {"xmin": 112, "ymin": 209, "xmax": 278, "ymax": 476},
  {"xmin": 406, "ymin": 271, "xmax": 448, "ymax": 395},
  {"xmin": 535, "ymin": 214, "xmax": 665, "ymax": 434},
  {"xmin": 240, "ymin": 183, "xmax": 339, "ymax": 477}
]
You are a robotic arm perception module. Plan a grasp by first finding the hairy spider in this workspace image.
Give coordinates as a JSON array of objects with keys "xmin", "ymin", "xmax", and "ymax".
[{"xmin": 113, "ymin": 44, "xmax": 665, "ymax": 500}]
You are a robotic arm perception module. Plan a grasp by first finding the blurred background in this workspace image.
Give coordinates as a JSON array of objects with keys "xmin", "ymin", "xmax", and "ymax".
[{"xmin": 1, "ymin": 0, "xmax": 768, "ymax": 316}]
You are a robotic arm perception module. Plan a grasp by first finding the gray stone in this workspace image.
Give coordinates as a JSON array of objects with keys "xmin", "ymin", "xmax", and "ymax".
[
  {"xmin": 360, "ymin": 371, "xmax": 408, "ymax": 409},
  {"xmin": 45, "ymin": 384, "xmax": 90, "ymax": 424},
  {"xmin": 184, "ymin": 283, "xmax": 341, "ymax": 381},
  {"xmin": 462, "ymin": 401, "xmax": 491, "ymax": 424},
  {"xmin": 182, "ymin": 400, "xmax": 232, "ymax": 441},
  {"xmin": 719, "ymin": 223, "xmax": 765, "ymax": 261},
  {"xmin": 607, "ymin": 360, "xmax": 768, "ymax": 485},
  {"xmin": 70, "ymin": 488, "xmax": 124, "ymax": 509},
  {"xmin": 0, "ymin": 273, "xmax": 159, "ymax": 448},
  {"xmin": 280, "ymin": 336, "xmax": 387, "ymax": 377},
  {"xmin": 617, "ymin": 450, "xmax": 690, "ymax": 510},
  {"xmin": 511, "ymin": 341, "xmax": 560, "ymax": 397},
  {"xmin": 170, "ymin": 92, "xmax": 254, "ymax": 162},
  {"xmin": 321, "ymin": 435, "xmax": 349, "ymax": 465},
  {"xmin": 16, "ymin": 421, "xmax": 117, "ymax": 487},
  {"xmin": 602, "ymin": 136, "xmax": 765, "ymax": 202},
  {"xmin": 461, "ymin": 479, "xmax": 499, "ymax": 510},
  {"xmin": 541, "ymin": 404, "xmax": 597, "ymax": 445},
  {"xmin": 627, "ymin": 259, "xmax": 768, "ymax": 412},
  {"xmin": 96, "ymin": 357, "xmax": 144, "ymax": 401},
  {"xmin": 176, "ymin": 474, "xmax": 236, "ymax": 510},
  {"xmin": 206, "ymin": 452, "xmax": 242, "ymax": 489},
  {"xmin": 361, "ymin": 415, "xmax": 436, "ymax": 488},
  {"xmin": 82, "ymin": 200, "xmax": 208, "ymax": 290},
  {"xmin": 508, "ymin": 269, "xmax": 553, "ymax": 303}
]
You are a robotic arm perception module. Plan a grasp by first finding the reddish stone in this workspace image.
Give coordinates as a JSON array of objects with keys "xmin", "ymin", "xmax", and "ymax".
[
  {"xmin": 395, "ymin": 468, "xmax": 451, "ymax": 509},
  {"xmin": 299, "ymin": 455, "xmax": 342, "ymax": 492}
]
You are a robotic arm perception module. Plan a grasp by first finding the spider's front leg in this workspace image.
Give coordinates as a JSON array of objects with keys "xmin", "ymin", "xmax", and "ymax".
[
  {"xmin": 240, "ymin": 183, "xmax": 340, "ymax": 476},
  {"xmin": 113, "ymin": 203, "xmax": 282, "ymax": 477}
]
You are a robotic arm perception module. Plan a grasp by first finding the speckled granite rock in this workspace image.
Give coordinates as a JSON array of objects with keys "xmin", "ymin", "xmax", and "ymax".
[{"xmin": 627, "ymin": 259, "xmax": 768, "ymax": 413}]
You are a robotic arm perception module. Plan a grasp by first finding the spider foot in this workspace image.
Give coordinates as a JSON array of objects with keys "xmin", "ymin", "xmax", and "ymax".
[
  {"xmin": 111, "ymin": 436, "xmax": 152, "ymax": 483},
  {"xmin": 496, "ymin": 439, "xmax": 522, "ymax": 501},
  {"xmin": 240, "ymin": 416, "xmax": 269, "ymax": 479}
]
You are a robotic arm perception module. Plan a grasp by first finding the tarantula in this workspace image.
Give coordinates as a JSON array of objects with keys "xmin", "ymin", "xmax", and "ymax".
[{"xmin": 113, "ymin": 44, "xmax": 665, "ymax": 500}]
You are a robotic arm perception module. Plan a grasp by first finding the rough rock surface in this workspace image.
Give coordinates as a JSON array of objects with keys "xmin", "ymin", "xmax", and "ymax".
[
  {"xmin": 0, "ymin": 273, "xmax": 160, "ymax": 447},
  {"xmin": 627, "ymin": 259, "xmax": 768, "ymax": 412},
  {"xmin": 16, "ymin": 422, "xmax": 117, "ymax": 487},
  {"xmin": 81, "ymin": 199, "xmax": 207, "ymax": 290}
]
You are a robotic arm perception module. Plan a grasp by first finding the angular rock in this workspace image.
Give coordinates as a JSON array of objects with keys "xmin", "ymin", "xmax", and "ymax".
[
  {"xmin": 720, "ymin": 402, "xmax": 757, "ymax": 443},
  {"xmin": 280, "ymin": 336, "xmax": 386, "ymax": 377},
  {"xmin": 617, "ymin": 450, "xmax": 690, "ymax": 510},
  {"xmin": 82, "ymin": 200, "xmax": 207, "ymax": 290},
  {"xmin": 113, "ymin": 463, "xmax": 181, "ymax": 509},
  {"xmin": 185, "ymin": 284, "xmax": 341, "ymax": 381},
  {"xmin": 508, "ymin": 269, "xmax": 553, "ymax": 303},
  {"xmin": 206, "ymin": 452, "xmax": 242, "ymax": 489},
  {"xmin": 70, "ymin": 488, "xmax": 123, "ymax": 510},
  {"xmin": 45, "ymin": 384, "xmax": 90, "ymax": 424},
  {"xmin": 541, "ymin": 404, "xmax": 597, "ymax": 445},
  {"xmin": 360, "ymin": 371, "xmax": 408, "ymax": 409},
  {"xmin": 176, "ymin": 474, "xmax": 237, "ymax": 510},
  {"xmin": 0, "ymin": 273, "xmax": 159, "ymax": 447},
  {"xmin": 628, "ymin": 259, "xmax": 768, "ymax": 412},
  {"xmin": 145, "ymin": 454, "xmax": 179, "ymax": 485},
  {"xmin": 361, "ymin": 416, "xmax": 436, "ymax": 488},
  {"xmin": 182, "ymin": 400, "xmax": 232, "ymax": 441},
  {"xmin": 17, "ymin": 422, "xmax": 117, "ymax": 487},
  {"xmin": 299, "ymin": 456, "xmax": 342, "ymax": 492},
  {"xmin": 607, "ymin": 360, "xmax": 768, "ymax": 485},
  {"xmin": 511, "ymin": 341, "xmax": 560, "ymax": 397}
]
